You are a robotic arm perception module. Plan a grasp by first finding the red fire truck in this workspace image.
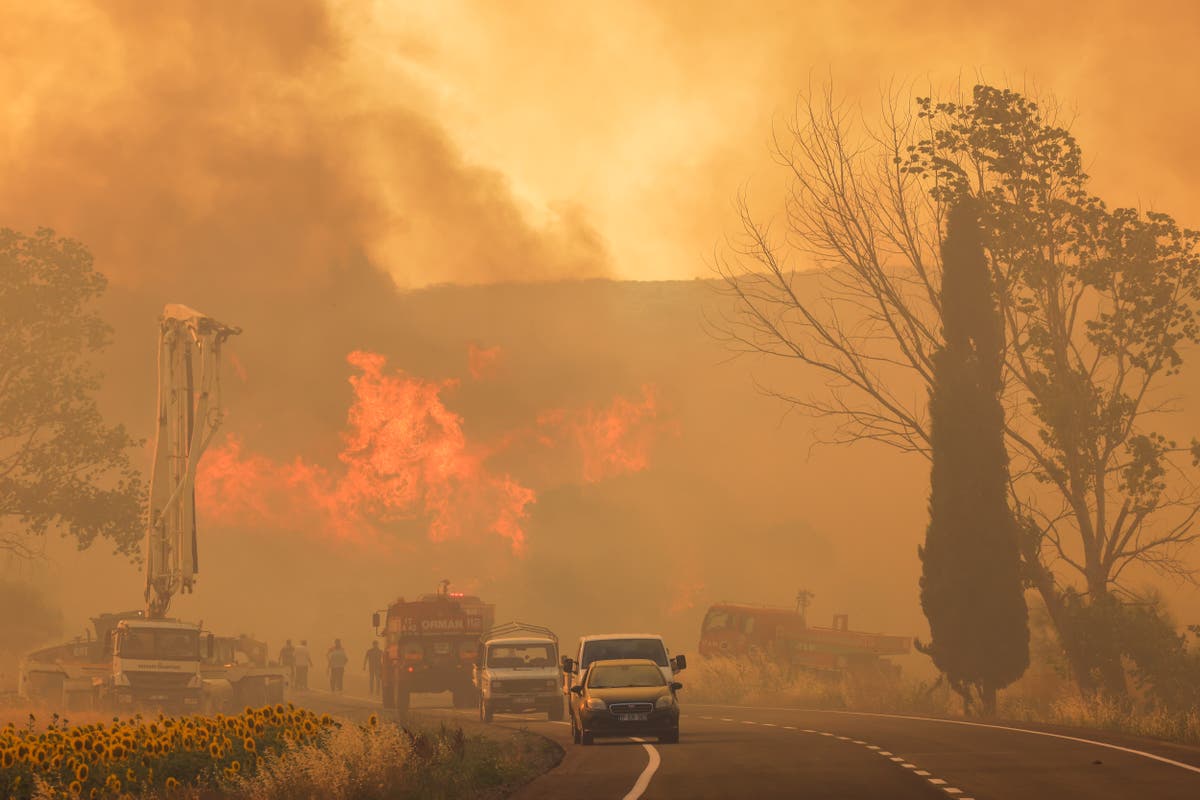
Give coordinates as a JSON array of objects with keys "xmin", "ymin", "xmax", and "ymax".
[
  {"xmin": 698, "ymin": 602, "xmax": 911, "ymax": 677},
  {"xmin": 372, "ymin": 582, "xmax": 495, "ymax": 713}
]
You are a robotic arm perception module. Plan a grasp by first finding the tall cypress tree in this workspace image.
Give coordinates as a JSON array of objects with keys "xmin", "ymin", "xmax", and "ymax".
[{"xmin": 918, "ymin": 200, "xmax": 1029, "ymax": 716}]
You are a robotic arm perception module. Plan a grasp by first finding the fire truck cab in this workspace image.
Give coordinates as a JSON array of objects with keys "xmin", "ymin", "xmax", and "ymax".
[{"xmin": 373, "ymin": 582, "xmax": 495, "ymax": 714}]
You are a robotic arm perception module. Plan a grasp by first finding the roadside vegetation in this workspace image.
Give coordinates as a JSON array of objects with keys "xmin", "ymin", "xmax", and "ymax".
[
  {"xmin": 687, "ymin": 643, "xmax": 1200, "ymax": 747},
  {"xmin": 0, "ymin": 705, "xmax": 556, "ymax": 800}
]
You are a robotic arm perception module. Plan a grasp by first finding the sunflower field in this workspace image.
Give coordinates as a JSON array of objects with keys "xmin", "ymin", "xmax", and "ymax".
[{"xmin": 0, "ymin": 704, "xmax": 336, "ymax": 799}]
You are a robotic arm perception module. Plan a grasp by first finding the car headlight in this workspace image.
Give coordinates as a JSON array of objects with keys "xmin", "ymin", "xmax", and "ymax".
[
  {"xmin": 586, "ymin": 697, "xmax": 607, "ymax": 710},
  {"xmin": 655, "ymin": 694, "xmax": 676, "ymax": 710}
]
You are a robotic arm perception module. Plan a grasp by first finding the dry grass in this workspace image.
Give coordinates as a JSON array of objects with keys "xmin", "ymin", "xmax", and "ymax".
[{"xmin": 686, "ymin": 655, "xmax": 1200, "ymax": 746}]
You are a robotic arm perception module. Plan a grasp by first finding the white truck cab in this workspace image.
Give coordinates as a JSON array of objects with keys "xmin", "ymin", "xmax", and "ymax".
[
  {"xmin": 474, "ymin": 622, "xmax": 563, "ymax": 722},
  {"xmin": 561, "ymin": 633, "xmax": 687, "ymax": 694}
]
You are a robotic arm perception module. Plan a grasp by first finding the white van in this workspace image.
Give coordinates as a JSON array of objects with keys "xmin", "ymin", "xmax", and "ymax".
[{"xmin": 561, "ymin": 634, "xmax": 686, "ymax": 693}]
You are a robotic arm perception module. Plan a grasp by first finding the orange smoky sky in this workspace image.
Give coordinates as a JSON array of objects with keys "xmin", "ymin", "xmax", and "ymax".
[{"xmin": 3, "ymin": 1, "xmax": 1199, "ymax": 290}]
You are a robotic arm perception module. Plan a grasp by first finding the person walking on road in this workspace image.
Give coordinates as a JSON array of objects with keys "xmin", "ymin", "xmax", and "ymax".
[
  {"xmin": 364, "ymin": 641, "xmax": 384, "ymax": 696},
  {"xmin": 293, "ymin": 640, "xmax": 312, "ymax": 690},
  {"xmin": 278, "ymin": 639, "xmax": 295, "ymax": 683},
  {"xmin": 328, "ymin": 638, "xmax": 349, "ymax": 694}
]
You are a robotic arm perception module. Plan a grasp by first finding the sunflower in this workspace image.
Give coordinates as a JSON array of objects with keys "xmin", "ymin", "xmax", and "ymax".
[
  {"xmin": 2, "ymin": 749, "xmax": 14, "ymax": 768},
  {"xmin": 165, "ymin": 776, "xmax": 179, "ymax": 791},
  {"xmin": 75, "ymin": 762, "xmax": 89, "ymax": 782},
  {"xmin": 243, "ymin": 737, "xmax": 256, "ymax": 753},
  {"xmin": 68, "ymin": 780, "xmax": 82, "ymax": 796}
]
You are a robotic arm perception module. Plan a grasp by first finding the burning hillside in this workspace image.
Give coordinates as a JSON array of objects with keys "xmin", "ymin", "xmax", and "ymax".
[{"xmin": 197, "ymin": 348, "xmax": 671, "ymax": 553}]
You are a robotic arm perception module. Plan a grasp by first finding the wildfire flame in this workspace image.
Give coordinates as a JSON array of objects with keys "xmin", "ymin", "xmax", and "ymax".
[
  {"xmin": 466, "ymin": 342, "xmax": 503, "ymax": 381},
  {"xmin": 198, "ymin": 351, "xmax": 535, "ymax": 552},
  {"xmin": 537, "ymin": 385, "xmax": 667, "ymax": 482},
  {"xmin": 197, "ymin": 350, "xmax": 671, "ymax": 553}
]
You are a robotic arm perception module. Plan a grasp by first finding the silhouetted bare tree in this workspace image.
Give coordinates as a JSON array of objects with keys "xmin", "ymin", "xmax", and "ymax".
[
  {"xmin": 715, "ymin": 83, "xmax": 1200, "ymax": 698},
  {"xmin": 0, "ymin": 228, "xmax": 143, "ymax": 559}
]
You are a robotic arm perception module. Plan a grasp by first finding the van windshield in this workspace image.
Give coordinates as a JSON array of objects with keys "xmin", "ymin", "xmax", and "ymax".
[
  {"xmin": 581, "ymin": 639, "xmax": 668, "ymax": 669},
  {"xmin": 487, "ymin": 643, "xmax": 555, "ymax": 668}
]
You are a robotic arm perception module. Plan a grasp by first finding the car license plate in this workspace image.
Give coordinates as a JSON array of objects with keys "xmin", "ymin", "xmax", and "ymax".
[
  {"xmin": 618, "ymin": 713, "xmax": 649, "ymax": 722},
  {"xmin": 511, "ymin": 695, "xmax": 533, "ymax": 705}
]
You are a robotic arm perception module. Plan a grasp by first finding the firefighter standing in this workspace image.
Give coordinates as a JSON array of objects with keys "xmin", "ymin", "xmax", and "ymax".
[
  {"xmin": 364, "ymin": 641, "xmax": 384, "ymax": 696},
  {"xmin": 278, "ymin": 639, "xmax": 295, "ymax": 683},
  {"xmin": 327, "ymin": 639, "xmax": 349, "ymax": 693},
  {"xmin": 293, "ymin": 640, "xmax": 312, "ymax": 690}
]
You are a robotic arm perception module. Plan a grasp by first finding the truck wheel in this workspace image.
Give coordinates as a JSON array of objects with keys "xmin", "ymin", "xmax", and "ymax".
[
  {"xmin": 480, "ymin": 697, "xmax": 493, "ymax": 723},
  {"xmin": 548, "ymin": 699, "xmax": 564, "ymax": 721},
  {"xmin": 659, "ymin": 727, "xmax": 679, "ymax": 744}
]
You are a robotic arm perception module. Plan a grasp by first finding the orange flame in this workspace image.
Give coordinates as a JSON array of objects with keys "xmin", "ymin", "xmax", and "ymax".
[
  {"xmin": 466, "ymin": 342, "xmax": 503, "ymax": 381},
  {"xmin": 198, "ymin": 351, "xmax": 535, "ymax": 552},
  {"xmin": 537, "ymin": 384, "xmax": 667, "ymax": 482},
  {"xmin": 197, "ymin": 352, "xmax": 673, "ymax": 553}
]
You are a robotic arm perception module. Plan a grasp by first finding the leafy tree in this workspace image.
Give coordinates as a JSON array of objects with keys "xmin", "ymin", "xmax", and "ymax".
[
  {"xmin": 0, "ymin": 228, "xmax": 143, "ymax": 558},
  {"xmin": 918, "ymin": 200, "xmax": 1029, "ymax": 715},
  {"xmin": 717, "ymin": 83, "xmax": 1200, "ymax": 698}
]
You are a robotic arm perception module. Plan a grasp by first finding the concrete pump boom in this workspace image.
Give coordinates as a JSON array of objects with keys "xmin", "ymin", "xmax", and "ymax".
[{"xmin": 144, "ymin": 305, "xmax": 240, "ymax": 619}]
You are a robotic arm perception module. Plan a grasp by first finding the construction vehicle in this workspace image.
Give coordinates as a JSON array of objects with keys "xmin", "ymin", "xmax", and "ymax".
[
  {"xmin": 18, "ymin": 306, "xmax": 284, "ymax": 711},
  {"xmin": 698, "ymin": 600, "xmax": 911, "ymax": 678},
  {"xmin": 201, "ymin": 634, "xmax": 287, "ymax": 711},
  {"xmin": 473, "ymin": 622, "xmax": 562, "ymax": 722},
  {"xmin": 373, "ymin": 581, "xmax": 495, "ymax": 714}
]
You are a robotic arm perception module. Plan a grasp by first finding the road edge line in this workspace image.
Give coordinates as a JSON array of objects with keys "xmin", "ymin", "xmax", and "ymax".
[
  {"xmin": 622, "ymin": 737, "xmax": 662, "ymax": 800},
  {"xmin": 692, "ymin": 703, "xmax": 1200, "ymax": 776}
]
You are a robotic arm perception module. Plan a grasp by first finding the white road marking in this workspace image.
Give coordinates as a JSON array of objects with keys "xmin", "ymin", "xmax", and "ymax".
[
  {"xmin": 701, "ymin": 715, "xmax": 714, "ymax": 720},
  {"xmin": 890, "ymin": 756, "xmax": 904, "ymax": 762},
  {"xmin": 696, "ymin": 704, "xmax": 1200, "ymax": 776},
  {"xmin": 915, "ymin": 770, "xmax": 931, "ymax": 776},
  {"xmin": 720, "ymin": 718, "xmax": 734, "ymax": 722},
  {"xmin": 622, "ymin": 738, "xmax": 662, "ymax": 800},
  {"xmin": 802, "ymin": 729, "xmax": 816, "ymax": 733},
  {"xmin": 742, "ymin": 720, "xmax": 758, "ymax": 725},
  {"xmin": 820, "ymin": 732, "xmax": 834, "ymax": 737},
  {"xmin": 852, "ymin": 740, "xmax": 866, "ymax": 744},
  {"xmin": 762, "ymin": 723, "xmax": 778, "ymax": 727},
  {"xmin": 783, "ymin": 726, "xmax": 797, "ymax": 731},
  {"xmin": 929, "ymin": 778, "xmax": 947, "ymax": 785},
  {"xmin": 943, "ymin": 789, "xmax": 962, "ymax": 795},
  {"xmin": 836, "ymin": 735, "xmax": 851, "ymax": 740},
  {"xmin": 867, "ymin": 745, "xmax": 880, "ymax": 750},
  {"xmin": 901, "ymin": 763, "xmax": 916, "ymax": 769},
  {"xmin": 878, "ymin": 751, "xmax": 893, "ymax": 756}
]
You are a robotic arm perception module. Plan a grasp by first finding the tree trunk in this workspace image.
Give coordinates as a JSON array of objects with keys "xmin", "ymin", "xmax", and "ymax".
[{"xmin": 980, "ymin": 684, "xmax": 997, "ymax": 718}]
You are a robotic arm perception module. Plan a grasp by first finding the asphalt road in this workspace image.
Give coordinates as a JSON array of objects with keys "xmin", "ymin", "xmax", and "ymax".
[{"xmin": 298, "ymin": 690, "xmax": 1200, "ymax": 799}]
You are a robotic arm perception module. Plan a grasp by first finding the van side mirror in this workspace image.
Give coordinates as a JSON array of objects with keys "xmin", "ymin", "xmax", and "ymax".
[
  {"xmin": 672, "ymin": 654, "xmax": 687, "ymax": 672},
  {"xmin": 561, "ymin": 656, "xmax": 575, "ymax": 674},
  {"xmin": 371, "ymin": 612, "xmax": 381, "ymax": 629},
  {"xmin": 670, "ymin": 681, "xmax": 683, "ymax": 692},
  {"xmin": 570, "ymin": 685, "xmax": 584, "ymax": 695}
]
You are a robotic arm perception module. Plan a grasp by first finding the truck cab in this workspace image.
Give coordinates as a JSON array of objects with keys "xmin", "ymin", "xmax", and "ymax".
[
  {"xmin": 561, "ymin": 634, "xmax": 686, "ymax": 695},
  {"xmin": 474, "ymin": 623, "xmax": 562, "ymax": 722},
  {"xmin": 104, "ymin": 618, "xmax": 205, "ymax": 712}
]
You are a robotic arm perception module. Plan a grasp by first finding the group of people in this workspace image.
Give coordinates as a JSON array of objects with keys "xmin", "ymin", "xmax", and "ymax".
[{"xmin": 277, "ymin": 639, "xmax": 385, "ymax": 696}]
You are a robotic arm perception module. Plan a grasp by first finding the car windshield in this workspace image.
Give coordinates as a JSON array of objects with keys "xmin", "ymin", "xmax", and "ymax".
[
  {"xmin": 581, "ymin": 639, "xmax": 668, "ymax": 668},
  {"xmin": 588, "ymin": 663, "xmax": 666, "ymax": 689},
  {"xmin": 487, "ymin": 642, "xmax": 554, "ymax": 668},
  {"xmin": 118, "ymin": 628, "xmax": 200, "ymax": 660}
]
